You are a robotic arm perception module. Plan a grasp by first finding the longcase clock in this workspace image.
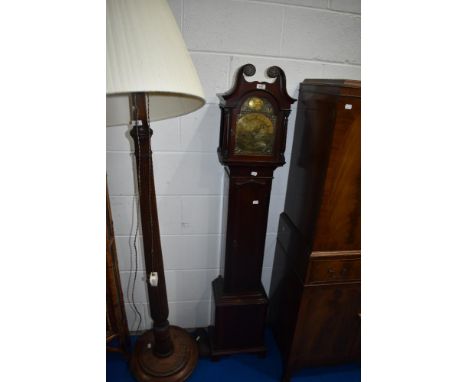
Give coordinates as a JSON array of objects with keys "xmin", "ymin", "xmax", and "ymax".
[{"xmin": 209, "ymin": 64, "xmax": 296, "ymax": 358}]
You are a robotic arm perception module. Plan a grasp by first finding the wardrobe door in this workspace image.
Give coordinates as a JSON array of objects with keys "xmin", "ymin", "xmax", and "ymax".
[{"xmin": 293, "ymin": 282, "xmax": 361, "ymax": 366}]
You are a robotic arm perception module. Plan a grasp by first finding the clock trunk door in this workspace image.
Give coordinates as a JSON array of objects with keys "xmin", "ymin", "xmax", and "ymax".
[{"xmin": 223, "ymin": 177, "xmax": 272, "ymax": 294}]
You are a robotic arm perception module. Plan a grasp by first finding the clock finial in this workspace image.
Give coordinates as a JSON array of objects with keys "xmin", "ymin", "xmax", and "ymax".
[
  {"xmin": 243, "ymin": 64, "xmax": 256, "ymax": 77},
  {"xmin": 266, "ymin": 66, "xmax": 280, "ymax": 78}
]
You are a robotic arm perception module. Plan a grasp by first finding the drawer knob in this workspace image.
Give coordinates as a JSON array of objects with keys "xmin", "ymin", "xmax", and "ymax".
[
  {"xmin": 341, "ymin": 267, "xmax": 349, "ymax": 275},
  {"xmin": 327, "ymin": 268, "xmax": 336, "ymax": 277}
]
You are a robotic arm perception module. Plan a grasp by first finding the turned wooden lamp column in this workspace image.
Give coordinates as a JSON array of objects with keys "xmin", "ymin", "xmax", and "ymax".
[
  {"xmin": 129, "ymin": 93, "xmax": 173, "ymax": 357},
  {"xmin": 106, "ymin": 1, "xmax": 205, "ymax": 381}
]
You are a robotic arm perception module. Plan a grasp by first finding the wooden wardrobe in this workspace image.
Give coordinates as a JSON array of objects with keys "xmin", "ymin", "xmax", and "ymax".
[{"xmin": 268, "ymin": 79, "xmax": 361, "ymax": 382}]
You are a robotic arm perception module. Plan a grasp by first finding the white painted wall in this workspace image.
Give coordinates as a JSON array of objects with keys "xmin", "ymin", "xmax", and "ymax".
[{"xmin": 106, "ymin": 0, "xmax": 361, "ymax": 331}]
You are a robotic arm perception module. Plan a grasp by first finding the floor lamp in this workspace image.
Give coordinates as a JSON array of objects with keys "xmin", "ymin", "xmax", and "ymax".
[{"xmin": 106, "ymin": 1, "xmax": 205, "ymax": 381}]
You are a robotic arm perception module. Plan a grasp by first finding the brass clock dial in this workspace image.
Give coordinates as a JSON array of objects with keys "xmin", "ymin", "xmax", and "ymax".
[
  {"xmin": 248, "ymin": 97, "xmax": 264, "ymax": 111},
  {"xmin": 234, "ymin": 97, "xmax": 276, "ymax": 156}
]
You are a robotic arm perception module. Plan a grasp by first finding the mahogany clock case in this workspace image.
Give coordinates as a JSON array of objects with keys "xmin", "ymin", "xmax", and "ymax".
[{"xmin": 209, "ymin": 64, "xmax": 296, "ymax": 359}]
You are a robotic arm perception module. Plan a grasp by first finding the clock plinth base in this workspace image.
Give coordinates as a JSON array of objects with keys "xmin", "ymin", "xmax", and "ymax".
[
  {"xmin": 208, "ymin": 326, "xmax": 267, "ymax": 361},
  {"xmin": 130, "ymin": 326, "xmax": 198, "ymax": 382},
  {"xmin": 209, "ymin": 276, "xmax": 268, "ymax": 359}
]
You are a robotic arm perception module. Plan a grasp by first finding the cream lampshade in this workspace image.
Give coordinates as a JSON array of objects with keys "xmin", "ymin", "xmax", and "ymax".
[{"xmin": 106, "ymin": 0, "xmax": 205, "ymax": 125}]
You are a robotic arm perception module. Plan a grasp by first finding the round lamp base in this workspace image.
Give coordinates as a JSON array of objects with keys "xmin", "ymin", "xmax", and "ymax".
[{"xmin": 130, "ymin": 326, "xmax": 198, "ymax": 382}]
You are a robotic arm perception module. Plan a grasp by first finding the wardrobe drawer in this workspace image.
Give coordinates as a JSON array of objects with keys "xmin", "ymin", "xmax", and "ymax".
[{"xmin": 306, "ymin": 256, "xmax": 360, "ymax": 284}]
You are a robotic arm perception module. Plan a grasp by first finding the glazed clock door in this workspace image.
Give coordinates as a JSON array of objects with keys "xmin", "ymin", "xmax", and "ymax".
[
  {"xmin": 223, "ymin": 177, "xmax": 272, "ymax": 294},
  {"xmin": 234, "ymin": 96, "xmax": 277, "ymax": 157}
]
